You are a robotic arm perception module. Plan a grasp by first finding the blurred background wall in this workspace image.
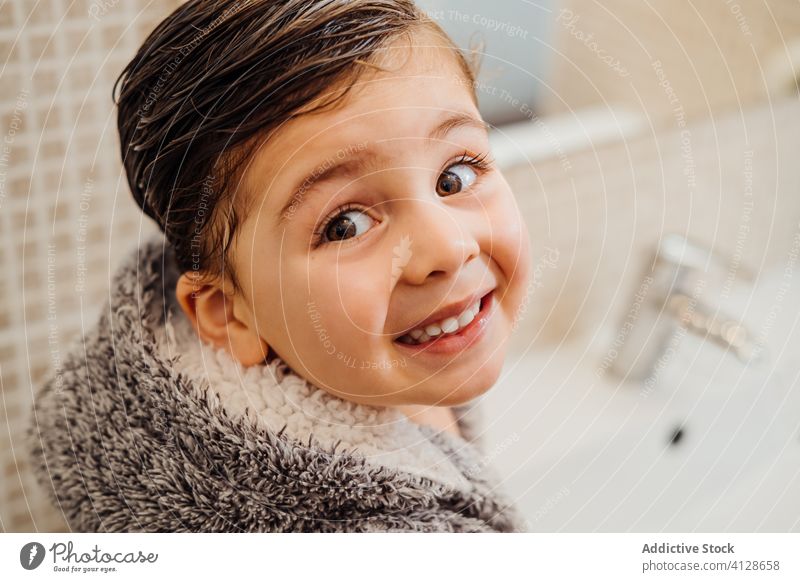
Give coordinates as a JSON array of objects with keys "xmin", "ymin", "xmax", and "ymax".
[{"xmin": 545, "ymin": 0, "xmax": 800, "ymax": 123}]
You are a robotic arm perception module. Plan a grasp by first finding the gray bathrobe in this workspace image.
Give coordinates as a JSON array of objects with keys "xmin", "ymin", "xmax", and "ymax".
[{"xmin": 28, "ymin": 233, "xmax": 526, "ymax": 532}]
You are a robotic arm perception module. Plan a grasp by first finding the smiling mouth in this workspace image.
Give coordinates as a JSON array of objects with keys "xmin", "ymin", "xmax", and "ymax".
[{"xmin": 393, "ymin": 289, "xmax": 495, "ymax": 348}]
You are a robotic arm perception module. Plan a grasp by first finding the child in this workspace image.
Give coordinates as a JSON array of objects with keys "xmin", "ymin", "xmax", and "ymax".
[{"xmin": 29, "ymin": 0, "xmax": 532, "ymax": 532}]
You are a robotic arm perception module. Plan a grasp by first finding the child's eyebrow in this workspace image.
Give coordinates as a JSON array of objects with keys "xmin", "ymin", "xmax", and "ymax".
[{"xmin": 275, "ymin": 111, "xmax": 488, "ymax": 227}]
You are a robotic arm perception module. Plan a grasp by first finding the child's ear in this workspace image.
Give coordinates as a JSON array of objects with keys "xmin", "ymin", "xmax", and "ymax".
[{"xmin": 175, "ymin": 272, "xmax": 269, "ymax": 367}]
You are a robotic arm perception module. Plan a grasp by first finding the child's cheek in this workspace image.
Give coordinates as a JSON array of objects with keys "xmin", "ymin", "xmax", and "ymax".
[{"xmin": 488, "ymin": 187, "xmax": 534, "ymax": 321}]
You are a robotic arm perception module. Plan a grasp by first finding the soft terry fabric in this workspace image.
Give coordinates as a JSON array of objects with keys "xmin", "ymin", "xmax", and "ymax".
[{"xmin": 28, "ymin": 233, "xmax": 526, "ymax": 532}]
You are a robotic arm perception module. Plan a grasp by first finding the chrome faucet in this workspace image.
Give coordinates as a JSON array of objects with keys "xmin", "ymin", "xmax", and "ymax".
[{"xmin": 604, "ymin": 234, "xmax": 760, "ymax": 383}]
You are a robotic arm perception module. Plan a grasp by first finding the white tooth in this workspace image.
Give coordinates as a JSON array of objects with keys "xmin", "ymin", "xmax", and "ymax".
[
  {"xmin": 417, "ymin": 332, "xmax": 430, "ymax": 343},
  {"xmin": 470, "ymin": 300, "xmax": 480, "ymax": 317},
  {"xmin": 425, "ymin": 324, "xmax": 442, "ymax": 336},
  {"xmin": 457, "ymin": 309, "xmax": 475, "ymax": 328},
  {"xmin": 440, "ymin": 317, "xmax": 459, "ymax": 333},
  {"xmin": 409, "ymin": 329, "xmax": 423, "ymax": 340}
]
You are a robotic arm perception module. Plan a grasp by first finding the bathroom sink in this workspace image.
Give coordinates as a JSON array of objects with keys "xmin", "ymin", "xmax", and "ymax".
[{"xmin": 482, "ymin": 266, "xmax": 800, "ymax": 532}]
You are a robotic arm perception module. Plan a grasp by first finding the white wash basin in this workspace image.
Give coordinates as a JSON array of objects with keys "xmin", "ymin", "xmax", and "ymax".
[{"xmin": 483, "ymin": 265, "xmax": 800, "ymax": 531}]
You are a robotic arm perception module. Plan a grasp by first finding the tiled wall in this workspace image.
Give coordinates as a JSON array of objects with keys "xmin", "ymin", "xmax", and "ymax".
[{"xmin": 0, "ymin": 0, "xmax": 178, "ymax": 532}]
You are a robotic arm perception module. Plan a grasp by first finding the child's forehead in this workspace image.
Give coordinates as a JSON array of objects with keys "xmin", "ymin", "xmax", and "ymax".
[
  {"xmin": 237, "ymin": 29, "xmax": 478, "ymax": 213},
  {"xmin": 248, "ymin": 51, "xmax": 475, "ymax": 176},
  {"xmin": 267, "ymin": 59, "xmax": 472, "ymax": 147}
]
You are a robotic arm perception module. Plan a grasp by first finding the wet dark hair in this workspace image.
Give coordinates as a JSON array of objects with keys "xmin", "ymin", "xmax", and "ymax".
[{"xmin": 114, "ymin": 0, "xmax": 480, "ymax": 294}]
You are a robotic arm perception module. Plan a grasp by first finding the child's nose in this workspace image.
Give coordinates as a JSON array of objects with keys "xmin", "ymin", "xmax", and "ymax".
[{"xmin": 395, "ymin": 203, "xmax": 481, "ymax": 285}]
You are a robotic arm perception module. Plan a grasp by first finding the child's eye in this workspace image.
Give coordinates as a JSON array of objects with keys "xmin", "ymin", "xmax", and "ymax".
[
  {"xmin": 436, "ymin": 163, "xmax": 477, "ymax": 196},
  {"xmin": 436, "ymin": 151, "xmax": 492, "ymax": 197},
  {"xmin": 311, "ymin": 152, "xmax": 492, "ymax": 248},
  {"xmin": 313, "ymin": 204, "xmax": 375, "ymax": 247}
]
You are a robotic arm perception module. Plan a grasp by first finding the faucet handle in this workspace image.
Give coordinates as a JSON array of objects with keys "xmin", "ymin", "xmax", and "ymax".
[{"xmin": 665, "ymin": 292, "xmax": 762, "ymax": 364}]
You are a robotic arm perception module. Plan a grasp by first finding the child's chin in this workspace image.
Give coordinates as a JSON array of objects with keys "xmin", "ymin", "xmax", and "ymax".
[{"xmin": 425, "ymin": 378, "xmax": 498, "ymax": 407}]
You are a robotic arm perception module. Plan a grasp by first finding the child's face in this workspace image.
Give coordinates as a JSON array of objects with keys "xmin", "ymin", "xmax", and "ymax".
[{"xmin": 230, "ymin": 30, "xmax": 532, "ymax": 407}]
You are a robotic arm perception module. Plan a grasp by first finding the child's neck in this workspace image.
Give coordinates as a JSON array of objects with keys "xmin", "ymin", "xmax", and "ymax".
[
  {"xmin": 395, "ymin": 404, "xmax": 461, "ymax": 438},
  {"xmin": 256, "ymin": 353, "xmax": 463, "ymax": 438}
]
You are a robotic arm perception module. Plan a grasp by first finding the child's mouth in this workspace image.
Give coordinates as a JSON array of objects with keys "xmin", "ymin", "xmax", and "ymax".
[{"xmin": 393, "ymin": 289, "xmax": 495, "ymax": 355}]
